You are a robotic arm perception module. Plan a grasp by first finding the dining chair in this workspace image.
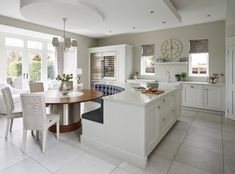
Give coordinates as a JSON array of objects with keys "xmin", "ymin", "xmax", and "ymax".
[
  {"xmin": 1, "ymin": 87, "xmax": 23, "ymax": 138},
  {"xmin": 20, "ymin": 93, "xmax": 60, "ymax": 152},
  {"xmin": 29, "ymin": 82, "xmax": 44, "ymax": 93}
]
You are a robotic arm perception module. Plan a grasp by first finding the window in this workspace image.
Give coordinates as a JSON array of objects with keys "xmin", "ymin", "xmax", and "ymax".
[
  {"xmin": 27, "ymin": 40, "xmax": 43, "ymax": 49},
  {"xmin": 189, "ymin": 39, "xmax": 209, "ymax": 77},
  {"xmin": 5, "ymin": 37, "xmax": 24, "ymax": 47},
  {"xmin": 141, "ymin": 44, "xmax": 155, "ymax": 75}
]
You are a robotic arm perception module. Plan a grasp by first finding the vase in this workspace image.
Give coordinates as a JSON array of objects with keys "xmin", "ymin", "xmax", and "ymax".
[{"xmin": 59, "ymin": 81, "xmax": 73, "ymax": 94}]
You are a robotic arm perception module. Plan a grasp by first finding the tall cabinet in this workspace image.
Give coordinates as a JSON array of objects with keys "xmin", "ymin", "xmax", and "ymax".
[
  {"xmin": 226, "ymin": 37, "xmax": 235, "ymax": 120},
  {"xmin": 89, "ymin": 44, "xmax": 133, "ymax": 88}
]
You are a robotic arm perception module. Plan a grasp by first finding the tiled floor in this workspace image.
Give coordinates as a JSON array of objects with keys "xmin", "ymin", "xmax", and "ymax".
[{"xmin": 0, "ymin": 109, "xmax": 235, "ymax": 174}]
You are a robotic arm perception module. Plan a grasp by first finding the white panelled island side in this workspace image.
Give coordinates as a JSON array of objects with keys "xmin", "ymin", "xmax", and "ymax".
[{"xmin": 81, "ymin": 83, "xmax": 182, "ymax": 168}]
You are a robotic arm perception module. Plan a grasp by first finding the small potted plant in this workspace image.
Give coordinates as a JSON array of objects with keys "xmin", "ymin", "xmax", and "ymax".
[
  {"xmin": 56, "ymin": 74, "xmax": 73, "ymax": 94},
  {"xmin": 175, "ymin": 74, "xmax": 181, "ymax": 81},
  {"xmin": 181, "ymin": 72, "xmax": 187, "ymax": 81},
  {"xmin": 133, "ymin": 72, "xmax": 139, "ymax": 79}
]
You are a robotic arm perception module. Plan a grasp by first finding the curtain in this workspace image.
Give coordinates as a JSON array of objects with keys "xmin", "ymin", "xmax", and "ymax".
[
  {"xmin": 189, "ymin": 39, "xmax": 208, "ymax": 53},
  {"xmin": 55, "ymin": 44, "xmax": 64, "ymax": 75}
]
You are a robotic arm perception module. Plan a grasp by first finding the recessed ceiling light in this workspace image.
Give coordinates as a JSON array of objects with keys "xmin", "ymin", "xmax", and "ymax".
[
  {"xmin": 150, "ymin": 11, "xmax": 155, "ymax": 14},
  {"xmin": 132, "ymin": 27, "xmax": 136, "ymax": 29},
  {"xmin": 162, "ymin": 21, "xmax": 167, "ymax": 24},
  {"xmin": 207, "ymin": 14, "xmax": 211, "ymax": 17}
]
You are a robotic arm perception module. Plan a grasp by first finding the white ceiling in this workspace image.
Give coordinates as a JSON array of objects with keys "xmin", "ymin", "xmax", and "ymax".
[{"xmin": 0, "ymin": 0, "xmax": 227, "ymax": 38}]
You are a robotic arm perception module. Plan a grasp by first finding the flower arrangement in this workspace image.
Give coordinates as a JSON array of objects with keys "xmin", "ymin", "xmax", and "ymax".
[{"xmin": 56, "ymin": 74, "xmax": 73, "ymax": 82}]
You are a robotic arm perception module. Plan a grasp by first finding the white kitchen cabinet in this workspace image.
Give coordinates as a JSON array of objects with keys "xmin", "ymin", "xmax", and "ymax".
[
  {"xmin": 89, "ymin": 44, "xmax": 133, "ymax": 87},
  {"xmin": 203, "ymin": 86, "xmax": 225, "ymax": 111},
  {"xmin": 182, "ymin": 84, "xmax": 203, "ymax": 108},
  {"xmin": 182, "ymin": 83, "xmax": 225, "ymax": 111}
]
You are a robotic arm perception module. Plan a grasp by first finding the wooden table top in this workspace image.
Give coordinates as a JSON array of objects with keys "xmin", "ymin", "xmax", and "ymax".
[{"xmin": 44, "ymin": 89, "xmax": 103, "ymax": 105}]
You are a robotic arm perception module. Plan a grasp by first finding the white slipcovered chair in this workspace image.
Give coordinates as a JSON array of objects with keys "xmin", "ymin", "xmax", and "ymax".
[
  {"xmin": 1, "ymin": 87, "xmax": 23, "ymax": 138},
  {"xmin": 20, "ymin": 93, "xmax": 60, "ymax": 152}
]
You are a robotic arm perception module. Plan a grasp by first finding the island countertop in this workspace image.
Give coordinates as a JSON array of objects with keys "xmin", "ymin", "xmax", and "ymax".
[{"xmin": 96, "ymin": 82, "xmax": 182, "ymax": 106}]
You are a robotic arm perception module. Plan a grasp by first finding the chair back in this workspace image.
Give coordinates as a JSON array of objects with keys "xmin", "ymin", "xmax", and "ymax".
[
  {"xmin": 20, "ymin": 93, "xmax": 46, "ymax": 130},
  {"xmin": 1, "ymin": 87, "xmax": 14, "ymax": 114},
  {"xmin": 29, "ymin": 82, "xmax": 44, "ymax": 93}
]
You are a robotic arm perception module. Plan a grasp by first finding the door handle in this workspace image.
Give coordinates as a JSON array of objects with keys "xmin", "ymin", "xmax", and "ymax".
[
  {"xmin": 23, "ymin": 73, "xmax": 25, "ymax": 79},
  {"xmin": 26, "ymin": 73, "xmax": 29, "ymax": 79}
]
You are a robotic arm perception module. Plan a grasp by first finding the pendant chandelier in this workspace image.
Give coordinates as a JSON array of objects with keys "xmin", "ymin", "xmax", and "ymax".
[{"xmin": 52, "ymin": 18, "xmax": 77, "ymax": 52}]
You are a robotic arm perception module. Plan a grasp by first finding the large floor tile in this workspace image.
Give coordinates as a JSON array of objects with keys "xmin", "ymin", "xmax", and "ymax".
[
  {"xmin": 0, "ymin": 158, "xmax": 51, "ymax": 174},
  {"xmin": 0, "ymin": 143, "xmax": 28, "ymax": 170},
  {"xmin": 172, "ymin": 121, "xmax": 191, "ymax": 132},
  {"xmin": 55, "ymin": 153, "xmax": 115, "ymax": 174},
  {"xmin": 224, "ymin": 156, "xmax": 235, "ymax": 174},
  {"xmin": 119, "ymin": 155, "xmax": 172, "ymax": 174},
  {"xmin": 175, "ymin": 144, "xmax": 223, "ymax": 174},
  {"xmin": 152, "ymin": 140, "xmax": 181, "ymax": 160},
  {"xmin": 223, "ymin": 130, "xmax": 235, "ymax": 144},
  {"xmin": 111, "ymin": 167, "xmax": 134, "ymax": 174},
  {"xmin": 165, "ymin": 129, "xmax": 187, "ymax": 143},
  {"xmin": 168, "ymin": 161, "xmax": 210, "ymax": 174},
  {"xmin": 31, "ymin": 142, "xmax": 85, "ymax": 172},
  {"xmin": 188, "ymin": 126, "xmax": 222, "ymax": 139},
  {"xmin": 222, "ymin": 118, "xmax": 235, "ymax": 132},
  {"xmin": 223, "ymin": 141, "xmax": 235, "ymax": 159},
  {"xmin": 183, "ymin": 133, "xmax": 222, "ymax": 154},
  {"xmin": 195, "ymin": 112, "xmax": 222, "ymax": 123},
  {"xmin": 192, "ymin": 119, "xmax": 221, "ymax": 129},
  {"xmin": 179, "ymin": 115, "xmax": 194, "ymax": 123}
]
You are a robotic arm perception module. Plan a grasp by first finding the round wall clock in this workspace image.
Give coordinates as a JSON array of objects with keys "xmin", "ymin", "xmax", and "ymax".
[{"xmin": 161, "ymin": 38, "xmax": 183, "ymax": 59}]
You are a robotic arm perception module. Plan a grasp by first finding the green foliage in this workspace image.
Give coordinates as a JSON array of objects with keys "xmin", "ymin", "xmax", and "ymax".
[
  {"xmin": 56, "ymin": 74, "xmax": 73, "ymax": 82},
  {"xmin": 7, "ymin": 61, "xmax": 22, "ymax": 77},
  {"xmin": 29, "ymin": 60, "xmax": 41, "ymax": 82},
  {"xmin": 181, "ymin": 72, "xmax": 187, "ymax": 78}
]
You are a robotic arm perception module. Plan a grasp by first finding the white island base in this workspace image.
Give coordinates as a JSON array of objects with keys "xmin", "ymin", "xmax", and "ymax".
[{"xmin": 81, "ymin": 87, "xmax": 182, "ymax": 168}]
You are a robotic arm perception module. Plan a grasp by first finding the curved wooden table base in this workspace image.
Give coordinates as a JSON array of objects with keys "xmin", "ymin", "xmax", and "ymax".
[
  {"xmin": 44, "ymin": 89, "xmax": 103, "ymax": 133},
  {"xmin": 49, "ymin": 120, "xmax": 81, "ymax": 133}
]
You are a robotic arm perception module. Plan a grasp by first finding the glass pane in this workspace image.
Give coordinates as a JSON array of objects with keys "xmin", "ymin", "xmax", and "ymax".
[
  {"xmin": 28, "ymin": 52, "xmax": 42, "ymax": 82},
  {"xmin": 6, "ymin": 50, "xmax": 22, "ymax": 89},
  {"xmin": 191, "ymin": 53, "xmax": 208, "ymax": 75},
  {"xmin": 47, "ymin": 43, "xmax": 55, "ymax": 52},
  {"xmin": 142, "ymin": 56, "xmax": 155, "ymax": 74},
  {"xmin": 5, "ymin": 37, "xmax": 24, "ymax": 47},
  {"xmin": 27, "ymin": 40, "xmax": 43, "ymax": 49},
  {"xmin": 47, "ymin": 52, "xmax": 56, "ymax": 80}
]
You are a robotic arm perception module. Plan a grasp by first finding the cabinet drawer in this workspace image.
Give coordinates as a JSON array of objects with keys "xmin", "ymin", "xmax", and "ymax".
[
  {"xmin": 159, "ymin": 104, "xmax": 175, "ymax": 135},
  {"xmin": 157, "ymin": 92, "xmax": 175, "ymax": 112}
]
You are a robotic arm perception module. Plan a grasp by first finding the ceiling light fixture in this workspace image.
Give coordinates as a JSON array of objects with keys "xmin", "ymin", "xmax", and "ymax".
[
  {"xmin": 150, "ymin": 11, "xmax": 155, "ymax": 14},
  {"xmin": 162, "ymin": 21, "xmax": 167, "ymax": 24},
  {"xmin": 52, "ymin": 18, "xmax": 77, "ymax": 52},
  {"xmin": 206, "ymin": 14, "xmax": 211, "ymax": 17},
  {"xmin": 132, "ymin": 27, "xmax": 136, "ymax": 29}
]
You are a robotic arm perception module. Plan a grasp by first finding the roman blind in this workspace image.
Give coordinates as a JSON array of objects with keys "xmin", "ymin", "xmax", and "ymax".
[
  {"xmin": 142, "ymin": 44, "xmax": 154, "ymax": 56},
  {"xmin": 189, "ymin": 39, "xmax": 208, "ymax": 53}
]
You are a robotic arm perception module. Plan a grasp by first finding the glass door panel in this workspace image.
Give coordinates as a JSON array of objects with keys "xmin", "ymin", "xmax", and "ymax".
[
  {"xmin": 28, "ymin": 52, "xmax": 42, "ymax": 82},
  {"xmin": 6, "ymin": 50, "xmax": 23, "ymax": 89}
]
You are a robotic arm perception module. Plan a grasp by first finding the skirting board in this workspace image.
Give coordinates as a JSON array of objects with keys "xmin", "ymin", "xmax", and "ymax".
[
  {"xmin": 182, "ymin": 106, "xmax": 225, "ymax": 116},
  {"xmin": 80, "ymin": 135, "xmax": 147, "ymax": 168}
]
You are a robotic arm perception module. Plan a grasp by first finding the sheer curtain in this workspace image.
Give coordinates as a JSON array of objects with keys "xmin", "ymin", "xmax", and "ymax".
[{"xmin": 55, "ymin": 45, "xmax": 64, "ymax": 75}]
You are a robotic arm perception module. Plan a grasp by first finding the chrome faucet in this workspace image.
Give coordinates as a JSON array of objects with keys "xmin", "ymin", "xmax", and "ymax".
[{"xmin": 166, "ymin": 71, "xmax": 171, "ymax": 83}]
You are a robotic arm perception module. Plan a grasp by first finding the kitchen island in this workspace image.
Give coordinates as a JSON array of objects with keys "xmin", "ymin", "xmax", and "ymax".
[{"xmin": 81, "ymin": 82, "xmax": 182, "ymax": 168}]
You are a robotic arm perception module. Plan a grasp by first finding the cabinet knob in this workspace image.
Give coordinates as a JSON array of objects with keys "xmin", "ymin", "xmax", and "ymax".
[
  {"xmin": 190, "ymin": 85, "xmax": 194, "ymax": 88},
  {"xmin": 163, "ymin": 99, "xmax": 165, "ymax": 103},
  {"xmin": 162, "ymin": 118, "xmax": 166, "ymax": 121},
  {"xmin": 157, "ymin": 106, "xmax": 160, "ymax": 109}
]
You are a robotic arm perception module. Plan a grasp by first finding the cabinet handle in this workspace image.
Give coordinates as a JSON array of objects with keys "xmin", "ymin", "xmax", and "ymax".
[
  {"xmin": 190, "ymin": 85, "xmax": 194, "ymax": 88},
  {"xmin": 172, "ymin": 93, "xmax": 175, "ymax": 96},
  {"xmin": 157, "ymin": 106, "xmax": 160, "ymax": 109},
  {"xmin": 162, "ymin": 118, "xmax": 166, "ymax": 121},
  {"xmin": 172, "ymin": 109, "xmax": 175, "ymax": 112},
  {"xmin": 163, "ymin": 99, "xmax": 165, "ymax": 103}
]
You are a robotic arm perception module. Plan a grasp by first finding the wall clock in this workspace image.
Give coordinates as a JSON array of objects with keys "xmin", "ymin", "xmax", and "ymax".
[{"xmin": 161, "ymin": 38, "xmax": 183, "ymax": 59}]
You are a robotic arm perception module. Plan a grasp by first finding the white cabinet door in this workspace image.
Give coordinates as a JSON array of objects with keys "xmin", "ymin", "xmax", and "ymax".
[
  {"xmin": 204, "ymin": 86, "xmax": 224, "ymax": 111},
  {"xmin": 182, "ymin": 84, "xmax": 203, "ymax": 108},
  {"xmin": 227, "ymin": 45, "xmax": 235, "ymax": 119}
]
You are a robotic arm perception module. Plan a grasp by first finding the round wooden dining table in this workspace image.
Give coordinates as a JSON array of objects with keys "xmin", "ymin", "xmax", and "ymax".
[{"xmin": 44, "ymin": 89, "xmax": 103, "ymax": 133}]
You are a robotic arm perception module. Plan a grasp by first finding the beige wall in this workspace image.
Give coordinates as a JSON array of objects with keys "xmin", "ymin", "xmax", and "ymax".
[
  {"xmin": 0, "ymin": 15, "xmax": 98, "ymax": 87},
  {"xmin": 226, "ymin": 0, "xmax": 235, "ymax": 37},
  {"xmin": 97, "ymin": 21, "xmax": 225, "ymax": 82}
]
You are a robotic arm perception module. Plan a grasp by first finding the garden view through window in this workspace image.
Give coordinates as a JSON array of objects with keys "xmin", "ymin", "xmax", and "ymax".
[{"xmin": 141, "ymin": 44, "xmax": 155, "ymax": 75}]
